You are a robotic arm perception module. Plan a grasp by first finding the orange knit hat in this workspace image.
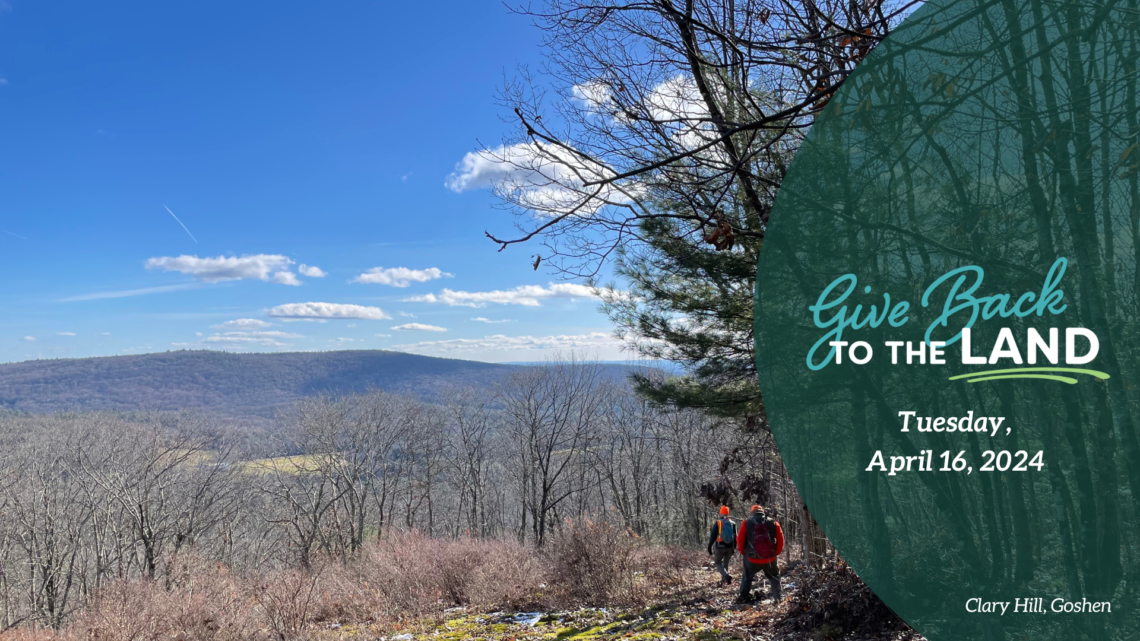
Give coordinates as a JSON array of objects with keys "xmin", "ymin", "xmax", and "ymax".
[
  {"xmin": 751, "ymin": 504, "xmax": 764, "ymax": 513},
  {"xmin": 719, "ymin": 506, "xmax": 730, "ymax": 515}
]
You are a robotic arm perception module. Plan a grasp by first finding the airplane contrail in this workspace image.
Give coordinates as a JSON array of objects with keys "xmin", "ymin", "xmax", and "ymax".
[
  {"xmin": 164, "ymin": 205, "xmax": 198, "ymax": 243},
  {"xmin": 3, "ymin": 230, "xmax": 27, "ymax": 240}
]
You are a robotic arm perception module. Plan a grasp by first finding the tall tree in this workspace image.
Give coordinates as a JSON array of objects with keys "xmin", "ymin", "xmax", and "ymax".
[{"xmin": 464, "ymin": 0, "xmax": 917, "ymax": 412}]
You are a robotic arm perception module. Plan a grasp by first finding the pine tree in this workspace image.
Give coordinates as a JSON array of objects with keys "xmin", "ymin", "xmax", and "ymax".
[{"xmin": 603, "ymin": 194, "xmax": 767, "ymax": 419}]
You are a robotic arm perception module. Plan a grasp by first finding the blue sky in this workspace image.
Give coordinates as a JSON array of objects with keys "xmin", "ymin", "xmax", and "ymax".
[{"xmin": 0, "ymin": 1, "xmax": 630, "ymax": 363}]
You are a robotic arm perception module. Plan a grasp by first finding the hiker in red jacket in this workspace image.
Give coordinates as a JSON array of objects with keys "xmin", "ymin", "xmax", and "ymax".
[{"xmin": 735, "ymin": 504, "xmax": 784, "ymax": 604}]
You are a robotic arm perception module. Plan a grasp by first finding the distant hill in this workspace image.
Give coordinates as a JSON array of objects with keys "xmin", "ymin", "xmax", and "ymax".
[{"xmin": 0, "ymin": 350, "xmax": 526, "ymax": 426}]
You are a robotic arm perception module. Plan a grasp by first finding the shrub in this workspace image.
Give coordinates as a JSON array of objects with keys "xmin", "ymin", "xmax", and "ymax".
[
  {"xmin": 544, "ymin": 517, "xmax": 644, "ymax": 606},
  {"xmin": 308, "ymin": 559, "xmax": 388, "ymax": 626},
  {"xmin": 636, "ymin": 545, "xmax": 703, "ymax": 588},
  {"xmin": 433, "ymin": 536, "xmax": 484, "ymax": 605},
  {"xmin": 250, "ymin": 569, "xmax": 320, "ymax": 640},
  {"xmin": 0, "ymin": 531, "xmax": 710, "ymax": 639},
  {"xmin": 355, "ymin": 530, "xmax": 447, "ymax": 617},
  {"xmin": 342, "ymin": 530, "xmax": 546, "ymax": 615},
  {"xmin": 466, "ymin": 538, "xmax": 547, "ymax": 610},
  {"xmin": 70, "ymin": 553, "xmax": 258, "ymax": 641}
]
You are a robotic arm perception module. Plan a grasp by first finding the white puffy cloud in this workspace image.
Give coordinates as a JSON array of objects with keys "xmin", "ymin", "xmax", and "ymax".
[
  {"xmin": 446, "ymin": 80, "xmax": 713, "ymax": 216},
  {"xmin": 642, "ymin": 77, "xmax": 708, "ymax": 124},
  {"xmin": 445, "ymin": 143, "xmax": 629, "ymax": 215},
  {"xmin": 446, "ymin": 84, "xmax": 717, "ymax": 219},
  {"xmin": 331, "ymin": 337, "xmax": 355, "ymax": 343},
  {"xmin": 298, "ymin": 264, "xmax": 326, "ymax": 277},
  {"xmin": 572, "ymin": 76, "xmax": 713, "ymax": 152},
  {"xmin": 212, "ymin": 318, "xmax": 272, "ymax": 330},
  {"xmin": 643, "ymin": 77, "xmax": 722, "ymax": 154},
  {"xmin": 571, "ymin": 80, "xmax": 614, "ymax": 113},
  {"xmin": 267, "ymin": 302, "xmax": 391, "ymax": 321},
  {"xmin": 405, "ymin": 283, "xmax": 625, "ymax": 308},
  {"xmin": 447, "ymin": 143, "xmax": 605, "ymax": 192},
  {"xmin": 145, "ymin": 254, "xmax": 299, "ymax": 283},
  {"xmin": 391, "ymin": 323, "xmax": 448, "ymax": 332},
  {"xmin": 392, "ymin": 332, "xmax": 630, "ymax": 361},
  {"xmin": 352, "ymin": 267, "xmax": 451, "ymax": 287},
  {"xmin": 57, "ymin": 332, "xmax": 77, "ymax": 336},
  {"xmin": 471, "ymin": 317, "xmax": 512, "ymax": 323},
  {"xmin": 22, "ymin": 336, "xmax": 35, "ymax": 342},
  {"xmin": 271, "ymin": 271, "xmax": 302, "ymax": 286}
]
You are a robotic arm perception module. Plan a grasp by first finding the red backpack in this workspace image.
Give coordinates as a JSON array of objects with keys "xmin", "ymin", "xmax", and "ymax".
[{"xmin": 745, "ymin": 516, "xmax": 779, "ymax": 559}]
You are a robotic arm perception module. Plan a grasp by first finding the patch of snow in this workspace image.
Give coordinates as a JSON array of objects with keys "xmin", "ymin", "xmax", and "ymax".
[{"xmin": 508, "ymin": 612, "xmax": 545, "ymax": 626}]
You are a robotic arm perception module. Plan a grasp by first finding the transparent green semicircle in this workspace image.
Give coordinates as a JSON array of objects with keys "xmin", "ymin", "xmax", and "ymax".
[{"xmin": 755, "ymin": 0, "xmax": 1140, "ymax": 638}]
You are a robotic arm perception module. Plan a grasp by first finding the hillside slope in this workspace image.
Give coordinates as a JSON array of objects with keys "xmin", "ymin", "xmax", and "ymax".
[{"xmin": 0, "ymin": 350, "xmax": 520, "ymax": 425}]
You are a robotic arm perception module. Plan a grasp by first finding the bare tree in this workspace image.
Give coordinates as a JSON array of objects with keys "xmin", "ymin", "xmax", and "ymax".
[
  {"xmin": 465, "ymin": 0, "xmax": 916, "ymax": 276},
  {"xmin": 590, "ymin": 387, "xmax": 661, "ymax": 536},
  {"xmin": 76, "ymin": 414, "xmax": 234, "ymax": 581},
  {"xmin": 498, "ymin": 357, "xmax": 609, "ymax": 545},
  {"xmin": 441, "ymin": 387, "xmax": 501, "ymax": 538},
  {"xmin": 6, "ymin": 420, "xmax": 91, "ymax": 628}
]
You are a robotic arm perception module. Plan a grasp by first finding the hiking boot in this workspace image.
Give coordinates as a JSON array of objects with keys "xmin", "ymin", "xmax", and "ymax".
[{"xmin": 726, "ymin": 575, "xmax": 734, "ymax": 585}]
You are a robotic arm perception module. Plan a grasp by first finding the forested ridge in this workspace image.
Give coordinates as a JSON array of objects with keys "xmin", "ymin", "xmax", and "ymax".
[{"xmin": 0, "ymin": 350, "xmax": 525, "ymax": 426}]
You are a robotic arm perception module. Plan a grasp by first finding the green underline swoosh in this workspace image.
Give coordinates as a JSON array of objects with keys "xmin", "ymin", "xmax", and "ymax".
[
  {"xmin": 948, "ymin": 367, "xmax": 1110, "ymax": 385},
  {"xmin": 961, "ymin": 373, "xmax": 1079, "ymax": 384}
]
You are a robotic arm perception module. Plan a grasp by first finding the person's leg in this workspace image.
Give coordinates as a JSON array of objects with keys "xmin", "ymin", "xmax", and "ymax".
[
  {"xmin": 737, "ymin": 559, "xmax": 757, "ymax": 602},
  {"xmin": 761, "ymin": 561, "xmax": 781, "ymax": 600},
  {"xmin": 713, "ymin": 548, "xmax": 732, "ymax": 583}
]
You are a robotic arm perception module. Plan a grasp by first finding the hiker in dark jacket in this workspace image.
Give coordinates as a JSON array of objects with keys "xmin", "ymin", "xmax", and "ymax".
[
  {"xmin": 735, "ymin": 505, "xmax": 784, "ymax": 604},
  {"xmin": 706, "ymin": 506, "xmax": 736, "ymax": 585}
]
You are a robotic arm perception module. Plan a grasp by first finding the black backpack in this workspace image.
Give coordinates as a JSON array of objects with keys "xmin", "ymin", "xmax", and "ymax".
[{"xmin": 744, "ymin": 515, "xmax": 778, "ymax": 559}]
